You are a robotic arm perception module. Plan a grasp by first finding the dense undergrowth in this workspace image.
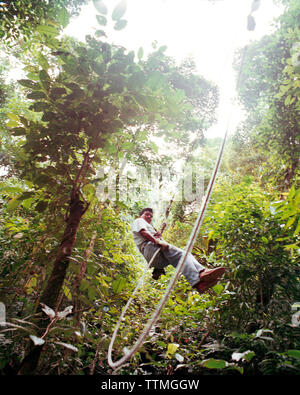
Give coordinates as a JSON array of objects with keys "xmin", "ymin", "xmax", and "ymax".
[{"xmin": 0, "ymin": 179, "xmax": 299, "ymax": 375}]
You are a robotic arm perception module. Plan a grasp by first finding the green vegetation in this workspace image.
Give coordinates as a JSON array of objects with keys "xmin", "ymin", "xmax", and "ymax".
[{"xmin": 0, "ymin": 0, "xmax": 299, "ymax": 376}]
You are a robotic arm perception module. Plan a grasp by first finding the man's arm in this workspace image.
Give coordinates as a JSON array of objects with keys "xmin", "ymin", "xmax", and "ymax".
[
  {"xmin": 139, "ymin": 229, "xmax": 159, "ymax": 244},
  {"xmin": 139, "ymin": 229, "xmax": 169, "ymax": 248}
]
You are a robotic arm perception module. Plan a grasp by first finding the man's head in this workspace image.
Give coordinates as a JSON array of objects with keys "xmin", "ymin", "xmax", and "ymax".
[{"xmin": 139, "ymin": 208, "xmax": 153, "ymax": 224}]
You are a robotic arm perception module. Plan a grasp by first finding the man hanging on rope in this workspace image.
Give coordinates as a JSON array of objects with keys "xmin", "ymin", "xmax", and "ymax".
[{"xmin": 131, "ymin": 208, "xmax": 225, "ymax": 294}]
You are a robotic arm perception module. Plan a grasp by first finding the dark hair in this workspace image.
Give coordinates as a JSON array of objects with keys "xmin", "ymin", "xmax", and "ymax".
[{"xmin": 139, "ymin": 207, "xmax": 153, "ymax": 216}]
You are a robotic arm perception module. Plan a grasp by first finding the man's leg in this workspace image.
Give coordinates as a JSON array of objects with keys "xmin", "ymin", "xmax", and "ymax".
[
  {"xmin": 161, "ymin": 245, "xmax": 225, "ymax": 292},
  {"xmin": 143, "ymin": 242, "xmax": 168, "ymax": 279},
  {"xmin": 160, "ymin": 245, "xmax": 205, "ymax": 287},
  {"xmin": 143, "ymin": 242, "xmax": 225, "ymax": 291}
]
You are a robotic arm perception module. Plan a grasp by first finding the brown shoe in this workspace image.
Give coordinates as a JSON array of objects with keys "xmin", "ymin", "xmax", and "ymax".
[
  {"xmin": 199, "ymin": 267, "xmax": 225, "ymax": 283},
  {"xmin": 195, "ymin": 277, "xmax": 219, "ymax": 294}
]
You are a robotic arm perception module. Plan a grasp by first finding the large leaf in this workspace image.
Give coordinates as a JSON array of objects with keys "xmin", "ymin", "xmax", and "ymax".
[
  {"xmin": 166, "ymin": 343, "xmax": 179, "ymax": 358},
  {"xmin": 287, "ymin": 350, "xmax": 300, "ymax": 359},
  {"xmin": 39, "ymin": 70, "xmax": 51, "ymax": 90},
  {"xmin": 96, "ymin": 15, "xmax": 107, "ymax": 26},
  {"xmin": 201, "ymin": 358, "xmax": 227, "ymax": 369},
  {"xmin": 50, "ymin": 87, "xmax": 67, "ymax": 96},
  {"xmin": 29, "ymin": 102, "xmax": 51, "ymax": 112},
  {"xmin": 18, "ymin": 79, "xmax": 38, "ymax": 89},
  {"xmin": 27, "ymin": 91, "xmax": 47, "ymax": 100},
  {"xmin": 93, "ymin": 0, "xmax": 108, "ymax": 15},
  {"xmin": 114, "ymin": 19, "xmax": 127, "ymax": 31},
  {"xmin": 57, "ymin": 7, "xmax": 69, "ymax": 28},
  {"xmin": 137, "ymin": 47, "xmax": 144, "ymax": 61},
  {"xmin": 112, "ymin": 276, "xmax": 126, "ymax": 293},
  {"xmin": 10, "ymin": 127, "xmax": 26, "ymax": 136},
  {"xmin": 38, "ymin": 53, "xmax": 50, "ymax": 71},
  {"xmin": 6, "ymin": 196, "xmax": 23, "ymax": 211},
  {"xmin": 36, "ymin": 24, "xmax": 59, "ymax": 36},
  {"xmin": 112, "ymin": 0, "xmax": 127, "ymax": 21},
  {"xmin": 6, "ymin": 113, "xmax": 20, "ymax": 122}
]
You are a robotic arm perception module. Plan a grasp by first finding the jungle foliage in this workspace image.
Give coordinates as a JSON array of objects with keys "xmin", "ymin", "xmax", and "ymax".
[{"xmin": 0, "ymin": 0, "xmax": 299, "ymax": 376}]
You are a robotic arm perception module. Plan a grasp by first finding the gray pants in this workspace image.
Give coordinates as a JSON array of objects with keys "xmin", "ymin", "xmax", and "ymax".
[{"xmin": 142, "ymin": 242, "xmax": 205, "ymax": 287}]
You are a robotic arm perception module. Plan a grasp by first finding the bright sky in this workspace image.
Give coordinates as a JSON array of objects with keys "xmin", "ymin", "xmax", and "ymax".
[{"xmin": 64, "ymin": 0, "xmax": 283, "ymax": 137}]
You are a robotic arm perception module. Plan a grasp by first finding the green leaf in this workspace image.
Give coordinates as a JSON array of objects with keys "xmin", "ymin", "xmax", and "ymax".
[
  {"xmin": 112, "ymin": 0, "xmax": 127, "ymax": 21},
  {"xmin": 6, "ymin": 120, "xmax": 19, "ymax": 128},
  {"xmin": 146, "ymin": 71, "xmax": 165, "ymax": 90},
  {"xmin": 212, "ymin": 283, "xmax": 224, "ymax": 294},
  {"xmin": 166, "ymin": 343, "xmax": 179, "ymax": 358},
  {"xmin": 6, "ymin": 113, "xmax": 20, "ymax": 122},
  {"xmin": 201, "ymin": 358, "xmax": 227, "ymax": 369},
  {"xmin": 294, "ymin": 218, "xmax": 300, "ymax": 236},
  {"xmin": 10, "ymin": 127, "xmax": 26, "ymax": 136},
  {"xmin": 36, "ymin": 24, "xmax": 59, "ymax": 36},
  {"xmin": 39, "ymin": 70, "xmax": 51, "ymax": 90},
  {"xmin": 26, "ymin": 72, "xmax": 39, "ymax": 81},
  {"xmin": 7, "ymin": 197, "xmax": 23, "ymax": 211},
  {"xmin": 149, "ymin": 141, "xmax": 159, "ymax": 153},
  {"xmin": 93, "ymin": 0, "xmax": 108, "ymax": 15},
  {"xmin": 95, "ymin": 30, "xmax": 107, "ymax": 38},
  {"xmin": 284, "ymin": 243, "xmax": 299, "ymax": 250},
  {"xmin": 137, "ymin": 47, "xmax": 144, "ymax": 61},
  {"xmin": 38, "ymin": 53, "xmax": 50, "ymax": 71},
  {"xmin": 23, "ymin": 198, "xmax": 34, "ymax": 209},
  {"xmin": 88, "ymin": 286, "xmax": 96, "ymax": 301},
  {"xmin": 57, "ymin": 6, "xmax": 69, "ymax": 28},
  {"xmin": 0, "ymin": 184, "xmax": 23, "ymax": 194},
  {"xmin": 18, "ymin": 79, "xmax": 37, "ymax": 89},
  {"xmin": 29, "ymin": 102, "xmax": 51, "ymax": 112},
  {"xmin": 158, "ymin": 45, "xmax": 168, "ymax": 53},
  {"xmin": 114, "ymin": 19, "xmax": 127, "ymax": 31},
  {"xmin": 17, "ymin": 191, "xmax": 35, "ymax": 201},
  {"xmin": 27, "ymin": 91, "xmax": 47, "ymax": 100},
  {"xmin": 287, "ymin": 350, "xmax": 300, "ymax": 359},
  {"xmin": 112, "ymin": 276, "xmax": 126, "ymax": 293},
  {"xmin": 50, "ymin": 87, "xmax": 67, "ymax": 96},
  {"xmin": 121, "ymin": 141, "xmax": 134, "ymax": 150},
  {"xmin": 285, "ymin": 216, "xmax": 296, "ymax": 228},
  {"xmin": 42, "ymin": 112, "xmax": 56, "ymax": 122},
  {"xmin": 96, "ymin": 15, "xmax": 107, "ymax": 26},
  {"xmin": 62, "ymin": 285, "xmax": 72, "ymax": 301}
]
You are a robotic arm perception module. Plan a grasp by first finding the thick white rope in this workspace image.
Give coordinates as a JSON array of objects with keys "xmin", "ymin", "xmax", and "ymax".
[
  {"xmin": 107, "ymin": 125, "xmax": 229, "ymax": 369},
  {"xmin": 107, "ymin": 0, "xmax": 256, "ymax": 370},
  {"xmin": 107, "ymin": 247, "xmax": 161, "ymax": 368}
]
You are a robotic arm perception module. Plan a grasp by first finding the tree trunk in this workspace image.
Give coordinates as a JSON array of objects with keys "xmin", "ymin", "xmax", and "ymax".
[
  {"xmin": 73, "ymin": 231, "xmax": 97, "ymax": 323},
  {"xmin": 18, "ymin": 191, "xmax": 87, "ymax": 375}
]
